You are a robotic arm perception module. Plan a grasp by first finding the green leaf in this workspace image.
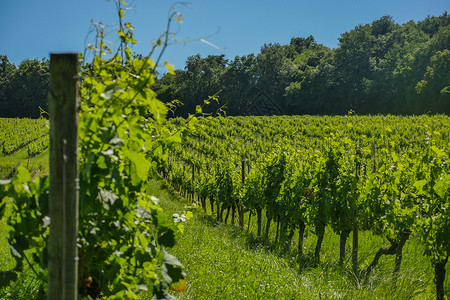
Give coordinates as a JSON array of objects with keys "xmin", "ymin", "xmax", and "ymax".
[
  {"xmin": 164, "ymin": 61, "xmax": 175, "ymax": 75},
  {"xmin": 161, "ymin": 250, "xmax": 185, "ymax": 286},
  {"xmin": 123, "ymin": 149, "xmax": 151, "ymax": 182},
  {"xmin": 174, "ymin": 16, "xmax": 182, "ymax": 24},
  {"xmin": 413, "ymin": 179, "xmax": 428, "ymax": 195},
  {"xmin": 12, "ymin": 166, "xmax": 30, "ymax": 184},
  {"xmin": 431, "ymin": 146, "xmax": 446, "ymax": 157},
  {"xmin": 125, "ymin": 47, "xmax": 132, "ymax": 62},
  {"xmin": 433, "ymin": 174, "xmax": 450, "ymax": 199},
  {"xmin": 184, "ymin": 211, "xmax": 193, "ymax": 221},
  {"xmin": 0, "ymin": 201, "xmax": 6, "ymax": 217},
  {"xmin": 136, "ymin": 231, "xmax": 149, "ymax": 249},
  {"xmin": 158, "ymin": 227, "xmax": 176, "ymax": 247}
]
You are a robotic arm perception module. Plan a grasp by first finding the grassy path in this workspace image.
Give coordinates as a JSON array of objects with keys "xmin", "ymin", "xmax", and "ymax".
[
  {"xmin": 146, "ymin": 179, "xmax": 448, "ymax": 300},
  {"xmin": 0, "ymin": 148, "xmax": 49, "ymax": 179},
  {"xmin": 0, "ymin": 177, "xmax": 448, "ymax": 299}
]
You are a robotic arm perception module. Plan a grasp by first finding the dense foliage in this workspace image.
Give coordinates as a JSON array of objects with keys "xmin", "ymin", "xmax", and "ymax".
[
  {"xmin": 163, "ymin": 114, "xmax": 450, "ymax": 299},
  {"xmin": 1, "ymin": 14, "xmax": 448, "ymax": 118},
  {"xmin": 153, "ymin": 13, "xmax": 449, "ymax": 116},
  {"xmin": 0, "ymin": 56, "xmax": 49, "ymax": 118},
  {"xmin": 0, "ymin": 1, "xmax": 190, "ymax": 299},
  {"xmin": 0, "ymin": 118, "xmax": 49, "ymax": 156}
]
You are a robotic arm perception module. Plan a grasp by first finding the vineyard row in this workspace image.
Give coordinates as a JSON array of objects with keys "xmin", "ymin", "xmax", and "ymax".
[{"xmin": 162, "ymin": 115, "xmax": 450, "ymax": 298}]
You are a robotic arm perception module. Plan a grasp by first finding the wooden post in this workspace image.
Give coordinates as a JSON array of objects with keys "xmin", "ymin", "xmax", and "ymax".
[
  {"xmin": 48, "ymin": 53, "xmax": 80, "ymax": 300},
  {"xmin": 352, "ymin": 149, "xmax": 361, "ymax": 274}
]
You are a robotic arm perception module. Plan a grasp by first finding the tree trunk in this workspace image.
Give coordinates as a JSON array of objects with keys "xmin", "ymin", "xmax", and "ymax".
[
  {"xmin": 315, "ymin": 233, "xmax": 324, "ymax": 262},
  {"xmin": 339, "ymin": 230, "xmax": 350, "ymax": 266},
  {"xmin": 216, "ymin": 202, "xmax": 221, "ymax": 221},
  {"xmin": 220, "ymin": 205, "xmax": 226, "ymax": 222},
  {"xmin": 201, "ymin": 197, "xmax": 206, "ymax": 213},
  {"xmin": 224, "ymin": 206, "xmax": 230, "ymax": 224},
  {"xmin": 256, "ymin": 208, "xmax": 262, "ymax": 237},
  {"xmin": 210, "ymin": 198, "xmax": 214, "ymax": 214},
  {"xmin": 394, "ymin": 229, "xmax": 411, "ymax": 274},
  {"xmin": 352, "ymin": 223, "xmax": 358, "ymax": 273},
  {"xmin": 435, "ymin": 256, "xmax": 448, "ymax": 300},
  {"xmin": 367, "ymin": 241, "xmax": 397, "ymax": 273},
  {"xmin": 366, "ymin": 229, "xmax": 411, "ymax": 275},
  {"xmin": 274, "ymin": 216, "xmax": 280, "ymax": 244},
  {"xmin": 238, "ymin": 205, "xmax": 244, "ymax": 229},
  {"xmin": 265, "ymin": 217, "xmax": 272, "ymax": 241},
  {"xmin": 283, "ymin": 225, "xmax": 295, "ymax": 253},
  {"xmin": 231, "ymin": 205, "xmax": 236, "ymax": 225},
  {"xmin": 298, "ymin": 222, "xmax": 306, "ymax": 257}
]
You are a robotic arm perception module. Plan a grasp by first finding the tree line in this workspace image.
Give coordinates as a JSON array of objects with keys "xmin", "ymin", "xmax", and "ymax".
[
  {"xmin": 154, "ymin": 13, "xmax": 449, "ymax": 116},
  {"xmin": 0, "ymin": 13, "xmax": 448, "ymax": 118},
  {"xmin": 0, "ymin": 56, "xmax": 49, "ymax": 118}
]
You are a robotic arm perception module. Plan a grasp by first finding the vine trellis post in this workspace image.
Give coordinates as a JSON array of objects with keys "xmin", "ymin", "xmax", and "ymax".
[{"xmin": 48, "ymin": 53, "xmax": 80, "ymax": 299}]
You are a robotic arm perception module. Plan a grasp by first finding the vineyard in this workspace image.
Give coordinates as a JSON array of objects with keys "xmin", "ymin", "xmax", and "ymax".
[
  {"xmin": 0, "ymin": 114, "xmax": 449, "ymax": 298},
  {"xmin": 162, "ymin": 114, "xmax": 450, "ymax": 298},
  {"xmin": 0, "ymin": 118, "xmax": 49, "ymax": 179},
  {"xmin": 1, "ymin": 0, "xmax": 447, "ymax": 298},
  {"xmin": 0, "ymin": 118, "xmax": 49, "ymax": 156}
]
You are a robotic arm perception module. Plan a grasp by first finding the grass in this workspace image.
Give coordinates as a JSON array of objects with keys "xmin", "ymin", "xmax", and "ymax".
[
  {"xmin": 0, "ymin": 147, "xmax": 49, "ymax": 180},
  {"xmin": 0, "ymin": 175, "xmax": 448, "ymax": 299},
  {"xmin": 144, "ymin": 178, "xmax": 449, "ymax": 300},
  {"xmin": 0, "ymin": 203, "xmax": 44, "ymax": 299}
]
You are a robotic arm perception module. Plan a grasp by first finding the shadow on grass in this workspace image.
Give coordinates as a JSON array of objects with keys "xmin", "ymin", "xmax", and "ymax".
[
  {"xmin": 188, "ymin": 209, "xmax": 324, "ymax": 275},
  {"xmin": 155, "ymin": 177, "xmax": 400, "ymax": 284},
  {"xmin": 152, "ymin": 177, "xmax": 439, "ymax": 299},
  {"xmin": 196, "ymin": 213, "xmax": 220, "ymax": 227}
]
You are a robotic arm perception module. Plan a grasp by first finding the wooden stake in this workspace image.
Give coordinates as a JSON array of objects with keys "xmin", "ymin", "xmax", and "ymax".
[{"xmin": 48, "ymin": 53, "xmax": 80, "ymax": 300}]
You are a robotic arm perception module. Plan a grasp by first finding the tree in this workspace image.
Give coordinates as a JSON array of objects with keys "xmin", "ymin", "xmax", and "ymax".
[
  {"xmin": 255, "ymin": 43, "xmax": 297, "ymax": 112},
  {"xmin": 154, "ymin": 54, "xmax": 228, "ymax": 117},
  {"xmin": 285, "ymin": 39, "xmax": 334, "ymax": 114},
  {"xmin": 416, "ymin": 49, "xmax": 450, "ymax": 112},
  {"xmin": 13, "ymin": 59, "xmax": 50, "ymax": 118},
  {"xmin": 290, "ymin": 35, "xmax": 316, "ymax": 54},
  {"xmin": 0, "ymin": 55, "xmax": 17, "ymax": 117},
  {"xmin": 417, "ymin": 11, "xmax": 449, "ymax": 38},
  {"xmin": 219, "ymin": 54, "xmax": 257, "ymax": 115},
  {"xmin": 155, "ymin": 13, "xmax": 449, "ymax": 117},
  {"xmin": 0, "ymin": 57, "xmax": 49, "ymax": 118}
]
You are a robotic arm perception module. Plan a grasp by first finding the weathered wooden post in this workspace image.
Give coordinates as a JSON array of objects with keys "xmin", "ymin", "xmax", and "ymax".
[{"xmin": 48, "ymin": 53, "xmax": 79, "ymax": 300}]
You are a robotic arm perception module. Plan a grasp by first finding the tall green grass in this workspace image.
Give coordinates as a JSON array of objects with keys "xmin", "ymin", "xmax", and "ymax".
[
  {"xmin": 146, "ymin": 179, "xmax": 449, "ymax": 300},
  {"xmin": 1, "ymin": 178, "xmax": 448, "ymax": 299},
  {"xmin": 0, "ymin": 147, "xmax": 48, "ymax": 179}
]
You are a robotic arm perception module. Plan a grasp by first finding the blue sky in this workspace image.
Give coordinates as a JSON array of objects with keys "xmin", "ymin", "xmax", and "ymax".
[{"xmin": 1, "ymin": 0, "xmax": 448, "ymax": 70}]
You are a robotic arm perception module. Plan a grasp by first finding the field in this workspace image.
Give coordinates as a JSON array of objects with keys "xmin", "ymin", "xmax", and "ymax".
[
  {"xmin": 147, "ymin": 179, "xmax": 446, "ymax": 300},
  {"xmin": 0, "ymin": 118, "xmax": 49, "ymax": 179},
  {"xmin": 162, "ymin": 114, "xmax": 450, "ymax": 299},
  {"xmin": 1, "ymin": 115, "xmax": 449, "ymax": 299}
]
